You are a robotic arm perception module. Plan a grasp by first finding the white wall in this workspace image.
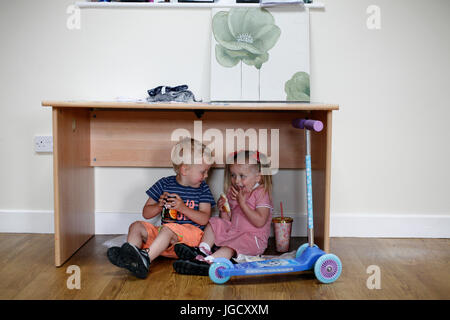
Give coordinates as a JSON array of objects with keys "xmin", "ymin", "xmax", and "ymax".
[{"xmin": 0, "ymin": 0, "xmax": 449, "ymax": 237}]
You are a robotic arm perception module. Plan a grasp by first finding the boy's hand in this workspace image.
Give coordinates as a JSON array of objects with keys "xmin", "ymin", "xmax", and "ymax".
[
  {"xmin": 166, "ymin": 193, "xmax": 187, "ymax": 212},
  {"xmin": 158, "ymin": 192, "xmax": 169, "ymax": 207}
]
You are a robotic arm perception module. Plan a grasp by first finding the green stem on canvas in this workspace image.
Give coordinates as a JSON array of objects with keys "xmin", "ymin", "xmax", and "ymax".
[
  {"xmin": 240, "ymin": 61, "xmax": 243, "ymax": 100},
  {"xmin": 258, "ymin": 68, "xmax": 261, "ymax": 101}
]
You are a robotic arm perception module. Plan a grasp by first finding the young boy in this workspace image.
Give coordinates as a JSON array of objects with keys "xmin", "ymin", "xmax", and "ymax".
[{"xmin": 107, "ymin": 138, "xmax": 215, "ymax": 279}]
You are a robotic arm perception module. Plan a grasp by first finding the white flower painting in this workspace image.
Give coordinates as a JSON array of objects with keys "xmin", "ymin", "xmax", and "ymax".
[{"xmin": 210, "ymin": 7, "xmax": 310, "ymax": 102}]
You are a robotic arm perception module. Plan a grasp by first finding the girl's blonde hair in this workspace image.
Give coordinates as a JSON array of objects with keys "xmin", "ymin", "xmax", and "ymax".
[
  {"xmin": 224, "ymin": 150, "xmax": 273, "ymax": 199},
  {"xmin": 171, "ymin": 137, "xmax": 213, "ymax": 174}
]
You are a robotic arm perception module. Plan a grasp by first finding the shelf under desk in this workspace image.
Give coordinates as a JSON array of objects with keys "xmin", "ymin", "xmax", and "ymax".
[{"xmin": 42, "ymin": 100, "xmax": 338, "ymax": 266}]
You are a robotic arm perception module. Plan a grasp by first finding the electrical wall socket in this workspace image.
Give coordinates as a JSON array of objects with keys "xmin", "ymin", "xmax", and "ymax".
[{"xmin": 34, "ymin": 136, "xmax": 53, "ymax": 153}]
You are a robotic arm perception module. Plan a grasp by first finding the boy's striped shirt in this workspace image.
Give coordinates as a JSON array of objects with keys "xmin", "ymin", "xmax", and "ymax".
[{"xmin": 146, "ymin": 175, "xmax": 216, "ymax": 229}]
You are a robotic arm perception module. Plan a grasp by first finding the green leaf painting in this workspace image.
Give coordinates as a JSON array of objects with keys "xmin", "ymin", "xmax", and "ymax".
[
  {"xmin": 285, "ymin": 71, "xmax": 310, "ymax": 102},
  {"xmin": 212, "ymin": 8, "xmax": 281, "ymax": 70}
]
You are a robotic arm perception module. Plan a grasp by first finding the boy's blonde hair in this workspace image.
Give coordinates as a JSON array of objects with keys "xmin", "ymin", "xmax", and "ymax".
[
  {"xmin": 171, "ymin": 137, "xmax": 213, "ymax": 174},
  {"xmin": 224, "ymin": 150, "xmax": 273, "ymax": 199}
]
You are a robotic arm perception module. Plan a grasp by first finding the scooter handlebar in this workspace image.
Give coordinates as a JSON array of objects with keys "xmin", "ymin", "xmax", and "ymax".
[{"xmin": 292, "ymin": 119, "xmax": 323, "ymax": 132}]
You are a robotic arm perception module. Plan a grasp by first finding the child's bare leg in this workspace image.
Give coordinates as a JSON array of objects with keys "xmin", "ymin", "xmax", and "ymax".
[
  {"xmin": 127, "ymin": 223, "xmax": 177, "ymax": 261},
  {"xmin": 146, "ymin": 225, "xmax": 178, "ymax": 261},
  {"xmin": 200, "ymin": 223, "xmax": 215, "ymax": 248},
  {"xmin": 211, "ymin": 246, "xmax": 235, "ymax": 260},
  {"xmin": 127, "ymin": 221, "xmax": 148, "ymax": 248}
]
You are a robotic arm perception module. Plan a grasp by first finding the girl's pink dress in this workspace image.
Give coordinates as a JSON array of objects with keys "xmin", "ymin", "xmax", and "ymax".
[{"xmin": 209, "ymin": 186, "xmax": 273, "ymax": 256}]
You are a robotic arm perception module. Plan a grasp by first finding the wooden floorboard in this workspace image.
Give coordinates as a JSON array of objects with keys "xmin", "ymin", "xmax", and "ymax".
[{"xmin": 0, "ymin": 234, "xmax": 448, "ymax": 300}]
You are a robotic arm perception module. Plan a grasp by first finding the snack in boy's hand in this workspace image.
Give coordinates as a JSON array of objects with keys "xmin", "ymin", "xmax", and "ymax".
[
  {"xmin": 220, "ymin": 193, "xmax": 231, "ymax": 214},
  {"xmin": 162, "ymin": 195, "xmax": 178, "ymax": 220}
]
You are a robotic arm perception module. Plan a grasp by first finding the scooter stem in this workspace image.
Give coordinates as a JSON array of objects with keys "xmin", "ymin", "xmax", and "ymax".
[
  {"xmin": 305, "ymin": 129, "xmax": 315, "ymax": 247},
  {"xmin": 292, "ymin": 118, "xmax": 323, "ymax": 248}
]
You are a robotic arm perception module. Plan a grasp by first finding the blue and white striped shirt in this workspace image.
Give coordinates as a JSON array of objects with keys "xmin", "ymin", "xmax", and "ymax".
[{"xmin": 146, "ymin": 175, "xmax": 216, "ymax": 229}]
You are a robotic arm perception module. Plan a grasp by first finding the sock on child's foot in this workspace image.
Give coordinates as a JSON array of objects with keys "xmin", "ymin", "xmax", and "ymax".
[
  {"xmin": 198, "ymin": 242, "xmax": 212, "ymax": 256},
  {"xmin": 195, "ymin": 254, "xmax": 215, "ymax": 264}
]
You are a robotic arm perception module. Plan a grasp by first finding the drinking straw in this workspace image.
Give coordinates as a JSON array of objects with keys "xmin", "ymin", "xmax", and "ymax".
[{"xmin": 280, "ymin": 202, "xmax": 284, "ymax": 219}]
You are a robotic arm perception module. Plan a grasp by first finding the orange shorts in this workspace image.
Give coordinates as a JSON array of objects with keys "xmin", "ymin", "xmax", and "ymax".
[{"xmin": 139, "ymin": 221, "xmax": 204, "ymax": 258}]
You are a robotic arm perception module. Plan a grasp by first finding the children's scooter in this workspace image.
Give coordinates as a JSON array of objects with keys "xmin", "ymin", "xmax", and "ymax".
[{"xmin": 208, "ymin": 119, "xmax": 342, "ymax": 284}]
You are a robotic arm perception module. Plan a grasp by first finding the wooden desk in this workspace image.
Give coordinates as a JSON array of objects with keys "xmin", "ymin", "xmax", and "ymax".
[{"xmin": 42, "ymin": 101, "xmax": 339, "ymax": 267}]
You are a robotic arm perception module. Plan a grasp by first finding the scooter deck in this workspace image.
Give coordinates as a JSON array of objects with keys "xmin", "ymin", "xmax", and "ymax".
[{"xmin": 218, "ymin": 246, "xmax": 325, "ymax": 277}]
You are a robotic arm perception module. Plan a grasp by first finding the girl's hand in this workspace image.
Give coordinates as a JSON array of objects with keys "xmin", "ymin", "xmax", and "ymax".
[
  {"xmin": 166, "ymin": 193, "xmax": 187, "ymax": 212},
  {"xmin": 231, "ymin": 186, "xmax": 247, "ymax": 208},
  {"xmin": 217, "ymin": 197, "xmax": 226, "ymax": 213},
  {"xmin": 217, "ymin": 196, "xmax": 231, "ymax": 221},
  {"xmin": 230, "ymin": 185, "xmax": 240, "ymax": 200},
  {"xmin": 236, "ymin": 189, "xmax": 247, "ymax": 208},
  {"xmin": 219, "ymin": 210, "xmax": 231, "ymax": 221}
]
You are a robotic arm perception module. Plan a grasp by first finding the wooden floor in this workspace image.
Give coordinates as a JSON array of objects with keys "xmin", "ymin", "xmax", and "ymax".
[{"xmin": 0, "ymin": 234, "xmax": 448, "ymax": 300}]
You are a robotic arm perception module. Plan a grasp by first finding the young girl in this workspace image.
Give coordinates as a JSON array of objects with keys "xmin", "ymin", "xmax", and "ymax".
[{"xmin": 173, "ymin": 150, "xmax": 273, "ymax": 276}]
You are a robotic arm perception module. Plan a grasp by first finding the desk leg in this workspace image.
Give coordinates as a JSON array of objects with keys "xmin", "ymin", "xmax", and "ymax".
[
  {"xmin": 53, "ymin": 108, "xmax": 94, "ymax": 267},
  {"xmin": 311, "ymin": 110, "xmax": 332, "ymax": 253}
]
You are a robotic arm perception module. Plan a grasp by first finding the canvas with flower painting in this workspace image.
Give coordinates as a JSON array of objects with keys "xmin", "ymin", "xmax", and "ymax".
[{"xmin": 210, "ymin": 7, "xmax": 310, "ymax": 102}]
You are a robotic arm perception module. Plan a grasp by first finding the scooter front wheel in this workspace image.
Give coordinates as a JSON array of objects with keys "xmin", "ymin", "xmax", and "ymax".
[
  {"xmin": 209, "ymin": 262, "xmax": 231, "ymax": 284},
  {"xmin": 314, "ymin": 254, "xmax": 342, "ymax": 284},
  {"xmin": 296, "ymin": 243, "xmax": 318, "ymax": 259}
]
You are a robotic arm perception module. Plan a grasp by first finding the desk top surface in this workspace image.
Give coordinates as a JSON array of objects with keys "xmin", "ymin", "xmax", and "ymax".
[{"xmin": 42, "ymin": 100, "xmax": 339, "ymax": 111}]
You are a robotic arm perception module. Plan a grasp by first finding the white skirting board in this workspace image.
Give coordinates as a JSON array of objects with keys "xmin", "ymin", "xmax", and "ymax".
[{"xmin": 0, "ymin": 210, "xmax": 449, "ymax": 238}]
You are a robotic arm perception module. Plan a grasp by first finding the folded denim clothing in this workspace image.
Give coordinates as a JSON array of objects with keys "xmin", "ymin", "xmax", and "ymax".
[{"xmin": 147, "ymin": 85, "xmax": 200, "ymax": 103}]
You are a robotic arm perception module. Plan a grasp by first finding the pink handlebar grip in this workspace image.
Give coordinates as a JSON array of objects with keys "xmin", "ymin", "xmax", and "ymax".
[{"xmin": 292, "ymin": 119, "xmax": 323, "ymax": 132}]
